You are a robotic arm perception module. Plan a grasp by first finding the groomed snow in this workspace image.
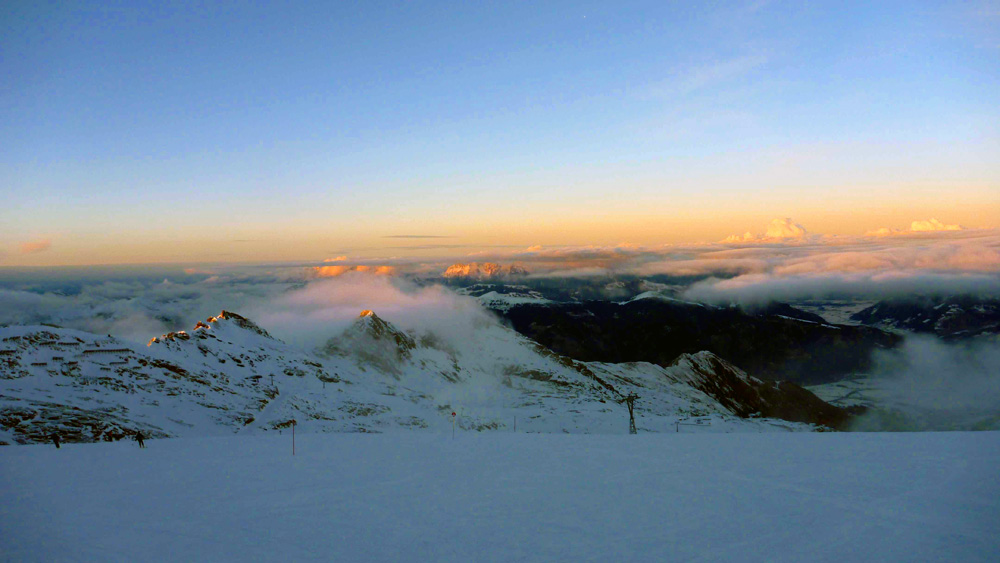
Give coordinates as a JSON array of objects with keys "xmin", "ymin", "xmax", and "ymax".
[{"xmin": 2, "ymin": 432, "xmax": 997, "ymax": 562}]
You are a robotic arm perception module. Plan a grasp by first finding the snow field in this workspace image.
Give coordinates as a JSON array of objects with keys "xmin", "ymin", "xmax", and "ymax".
[{"xmin": 2, "ymin": 432, "xmax": 998, "ymax": 562}]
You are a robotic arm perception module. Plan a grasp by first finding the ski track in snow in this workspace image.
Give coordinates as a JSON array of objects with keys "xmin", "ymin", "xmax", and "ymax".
[{"xmin": 1, "ymin": 432, "xmax": 998, "ymax": 562}]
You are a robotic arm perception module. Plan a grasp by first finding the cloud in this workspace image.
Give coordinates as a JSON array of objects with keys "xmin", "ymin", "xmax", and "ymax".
[
  {"xmin": 509, "ymin": 243, "xmax": 646, "ymax": 263},
  {"xmin": 724, "ymin": 218, "xmax": 809, "ymax": 243},
  {"xmin": 0, "ymin": 266, "xmax": 504, "ymax": 371},
  {"xmin": 765, "ymin": 218, "xmax": 808, "ymax": 239},
  {"xmin": 723, "ymin": 232, "xmax": 757, "ymax": 243},
  {"xmin": 851, "ymin": 337, "xmax": 1000, "ymax": 431},
  {"xmin": 680, "ymin": 229, "xmax": 1000, "ymax": 303},
  {"xmin": 434, "ymin": 223, "xmax": 998, "ymax": 294},
  {"xmin": 3, "ymin": 223, "xmax": 998, "ymax": 339},
  {"xmin": 382, "ymin": 235, "xmax": 455, "ymax": 239},
  {"xmin": 386, "ymin": 245, "xmax": 472, "ymax": 251},
  {"xmin": 312, "ymin": 265, "xmax": 397, "ymax": 278},
  {"xmin": 683, "ymin": 271, "xmax": 1000, "ymax": 305},
  {"xmin": 444, "ymin": 243, "xmax": 657, "ymax": 280},
  {"xmin": 867, "ymin": 218, "xmax": 965, "ymax": 236},
  {"xmin": 324, "ymin": 256, "xmax": 348, "ymax": 262},
  {"xmin": 635, "ymin": 257, "xmax": 769, "ymax": 277},
  {"xmin": 250, "ymin": 274, "xmax": 494, "ymax": 350},
  {"xmin": 865, "ymin": 227, "xmax": 897, "ymax": 237},
  {"xmin": 526, "ymin": 267, "xmax": 613, "ymax": 279},
  {"xmin": 19, "ymin": 239, "xmax": 52, "ymax": 254},
  {"xmin": 0, "ymin": 268, "xmax": 305, "ymax": 342},
  {"xmin": 910, "ymin": 218, "xmax": 964, "ymax": 232}
]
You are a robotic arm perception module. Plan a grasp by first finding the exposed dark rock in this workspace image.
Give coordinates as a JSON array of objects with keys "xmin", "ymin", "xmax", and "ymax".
[{"xmin": 668, "ymin": 352, "xmax": 852, "ymax": 430}]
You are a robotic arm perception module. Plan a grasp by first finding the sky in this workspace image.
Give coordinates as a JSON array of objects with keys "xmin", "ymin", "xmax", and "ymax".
[{"xmin": 2, "ymin": 0, "xmax": 999, "ymax": 266}]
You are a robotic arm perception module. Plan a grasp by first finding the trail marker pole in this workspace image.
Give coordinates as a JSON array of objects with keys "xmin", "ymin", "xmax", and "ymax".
[
  {"xmin": 451, "ymin": 412, "xmax": 456, "ymax": 439},
  {"xmin": 292, "ymin": 419, "xmax": 296, "ymax": 456}
]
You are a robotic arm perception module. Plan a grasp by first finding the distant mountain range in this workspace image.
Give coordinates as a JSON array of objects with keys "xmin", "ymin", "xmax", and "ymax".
[
  {"xmin": 495, "ymin": 295, "xmax": 901, "ymax": 385},
  {"xmin": 850, "ymin": 296, "xmax": 1000, "ymax": 339},
  {"xmin": 11, "ymin": 286, "xmax": 988, "ymax": 445},
  {"xmin": 442, "ymin": 262, "xmax": 528, "ymax": 280}
]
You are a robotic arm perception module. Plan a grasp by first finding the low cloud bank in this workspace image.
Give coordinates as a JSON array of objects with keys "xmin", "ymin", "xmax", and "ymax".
[
  {"xmin": 867, "ymin": 218, "xmax": 965, "ymax": 236},
  {"xmin": 2, "ymin": 218, "xmax": 997, "ymax": 342},
  {"xmin": 684, "ymin": 272, "xmax": 1000, "ymax": 305},
  {"xmin": 249, "ymin": 274, "xmax": 493, "ymax": 350},
  {"xmin": 724, "ymin": 218, "xmax": 809, "ymax": 243},
  {"xmin": 0, "ymin": 267, "xmax": 499, "ymax": 360},
  {"xmin": 458, "ymin": 219, "xmax": 998, "ymax": 303},
  {"xmin": 0, "ymin": 267, "xmax": 305, "ymax": 342},
  {"xmin": 674, "ymin": 225, "xmax": 999, "ymax": 305},
  {"xmin": 851, "ymin": 336, "xmax": 1000, "ymax": 431}
]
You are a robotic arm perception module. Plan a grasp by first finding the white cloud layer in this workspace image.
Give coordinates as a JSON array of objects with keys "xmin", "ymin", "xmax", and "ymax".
[
  {"xmin": 910, "ymin": 218, "xmax": 964, "ymax": 232},
  {"xmin": 867, "ymin": 218, "xmax": 965, "ymax": 237},
  {"xmin": 1, "ymin": 219, "xmax": 997, "ymax": 341},
  {"xmin": 852, "ymin": 336, "xmax": 1000, "ymax": 431},
  {"xmin": 249, "ymin": 274, "xmax": 492, "ymax": 350},
  {"xmin": 723, "ymin": 218, "xmax": 810, "ymax": 243}
]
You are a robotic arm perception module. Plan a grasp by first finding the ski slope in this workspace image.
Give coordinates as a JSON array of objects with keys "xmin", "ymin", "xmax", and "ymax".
[{"xmin": 2, "ymin": 432, "xmax": 997, "ymax": 562}]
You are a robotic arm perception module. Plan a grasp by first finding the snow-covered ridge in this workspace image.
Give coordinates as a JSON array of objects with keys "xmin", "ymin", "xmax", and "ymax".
[
  {"xmin": 443, "ymin": 262, "xmax": 527, "ymax": 280},
  {"xmin": 625, "ymin": 291, "xmax": 709, "ymax": 307},
  {"xmin": 1, "ymin": 309, "xmax": 831, "ymax": 445},
  {"xmin": 475, "ymin": 290, "xmax": 552, "ymax": 312},
  {"xmin": 148, "ymin": 310, "xmax": 275, "ymax": 347}
]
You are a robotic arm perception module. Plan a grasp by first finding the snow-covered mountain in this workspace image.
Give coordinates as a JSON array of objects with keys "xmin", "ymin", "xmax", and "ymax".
[
  {"xmin": 851, "ymin": 295, "xmax": 1000, "ymax": 339},
  {"xmin": 1, "ymin": 309, "xmax": 837, "ymax": 445},
  {"xmin": 496, "ymin": 298, "xmax": 901, "ymax": 384},
  {"xmin": 442, "ymin": 262, "xmax": 528, "ymax": 280}
]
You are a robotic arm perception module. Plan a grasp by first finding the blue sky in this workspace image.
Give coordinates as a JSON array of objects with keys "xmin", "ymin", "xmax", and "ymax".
[{"xmin": 2, "ymin": 1, "xmax": 998, "ymax": 265}]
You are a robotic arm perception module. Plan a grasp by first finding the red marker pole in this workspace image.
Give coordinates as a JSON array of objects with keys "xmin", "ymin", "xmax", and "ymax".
[{"xmin": 451, "ymin": 412, "xmax": 456, "ymax": 440}]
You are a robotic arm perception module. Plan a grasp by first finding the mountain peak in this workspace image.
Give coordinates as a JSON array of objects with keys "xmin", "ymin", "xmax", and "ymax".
[
  {"xmin": 351, "ymin": 311, "xmax": 413, "ymax": 348},
  {"xmin": 205, "ymin": 311, "xmax": 273, "ymax": 339},
  {"xmin": 148, "ymin": 311, "xmax": 273, "ymax": 346},
  {"xmin": 320, "ymin": 311, "xmax": 416, "ymax": 376}
]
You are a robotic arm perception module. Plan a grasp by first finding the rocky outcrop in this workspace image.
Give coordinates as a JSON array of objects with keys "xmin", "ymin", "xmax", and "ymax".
[
  {"xmin": 666, "ymin": 352, "xmax": 851, "ymax": 429},
  {"xmin": 149, "ymin": 310, "xmax": 275, "ymax": 346}
]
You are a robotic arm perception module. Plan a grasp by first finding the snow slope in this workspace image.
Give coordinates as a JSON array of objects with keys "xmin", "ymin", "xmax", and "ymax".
[
  {"xmin": 1, "ymin": 309, "xmax": 824, "ymax": 445},
  {"xmin": 1, "ymin": 432, "xmax": 997, "ymax": 562}
]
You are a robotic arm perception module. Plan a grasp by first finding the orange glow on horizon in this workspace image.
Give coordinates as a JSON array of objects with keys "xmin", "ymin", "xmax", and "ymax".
[{"xmin": 312, "ymin": 265, "xmax": 398, "ymax": 277}]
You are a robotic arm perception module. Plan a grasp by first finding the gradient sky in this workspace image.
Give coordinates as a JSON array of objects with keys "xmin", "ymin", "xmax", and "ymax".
[{"xmin": 2, "ymin": 0, "xmax": 998, "ymax": 266}]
